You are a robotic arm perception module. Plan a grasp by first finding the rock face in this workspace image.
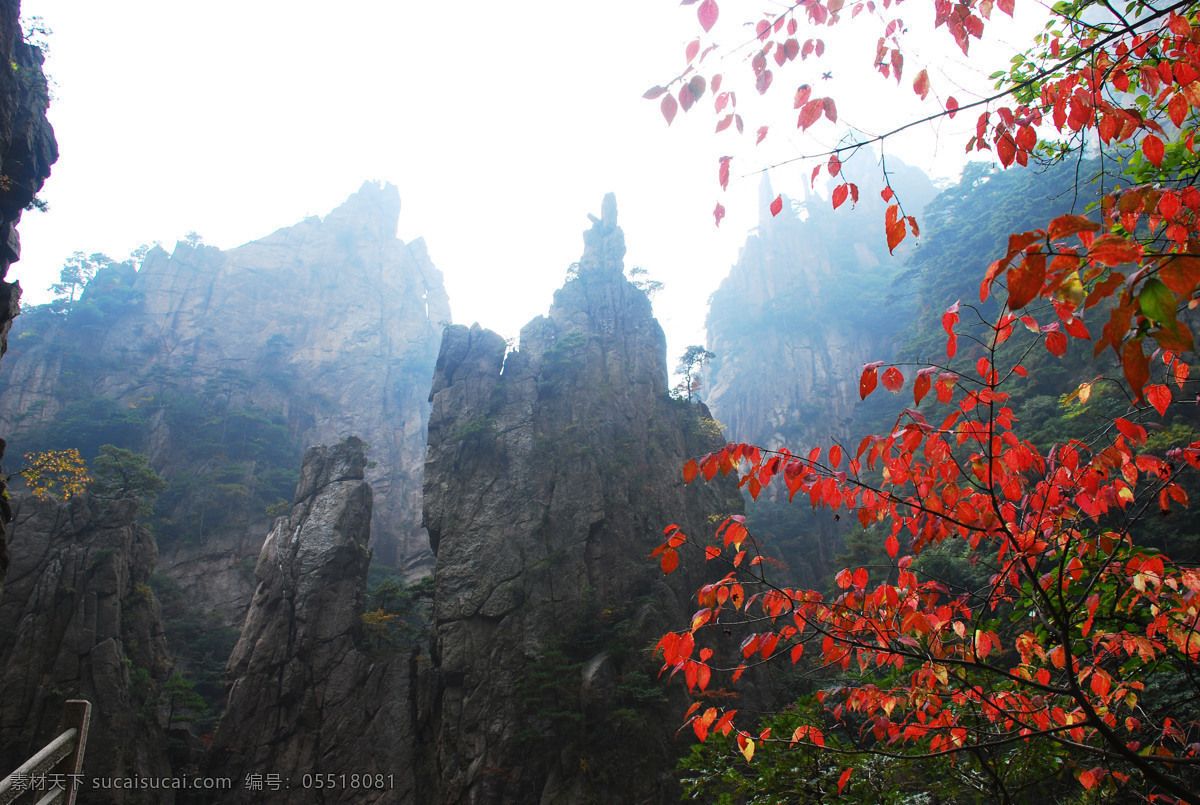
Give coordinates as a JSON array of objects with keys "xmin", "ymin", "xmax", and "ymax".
[
  {"xmin": 703, "ymin": 163, "xmax": 933, "ymax": 584},
  {"xmin": 0, "ymin": 181, "xmax": 450, "ymax": 622},
  {"xmin": 705, "ymin": 164, "xmax": 934, "ymax": 451},
  {"xmin": 0, "ymin": 0, "xmax": 58, "ymax": 594},
  {"xmin": 208, "ymin": 437, "xmax": 414, "ymax": 804},
  {"xmin": 0, "ymin": 494, "xmax": 173, "ymax": 803},
  {"xmin": 419, "ymin": 195, "xmax": 742, "ymax": 803}
]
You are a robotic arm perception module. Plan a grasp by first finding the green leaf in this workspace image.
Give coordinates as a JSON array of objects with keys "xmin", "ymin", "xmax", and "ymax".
[{"xmin": 1138, "ymin": 278, "xmax": 1178, "ymax": 329}]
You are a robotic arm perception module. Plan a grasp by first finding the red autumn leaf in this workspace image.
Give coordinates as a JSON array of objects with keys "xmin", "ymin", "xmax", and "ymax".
[
  {"xmin": 887, "ymin": 217, "xmax": 907, "ymax": 254},
  {"xmin": 1047, "ymin": 214, "xmax": 1100, "ymax": 240},
  {"xmin": 713, "ymin": 202, "xmax": 726, "ymax": 227},
  {"xmin": 823, "ymin": 97, "xmax": 838, "ymax": 122},
  {"xmin": 679, "ymin": 84, "xmax": 696, "ymax": 112},
  {"xmin": 838, "ymin": 768, "xmax": 853, "ymax": 795},
  {"xmin": 770, "ymin": 195, "xmax": 783, "ymax": 216},
  {"xmin": 1143, "ymin": 134, "xmax": 1166, "ymax": 167},
  {"xmin": 718, "ymin": 156, "xmax": 731, "ymax": 190},
  {"xmin": 794, "ymin": 84, "xmax": 812, "ymax": 109},
  {"xmin": 881, "ymin": 366, "xmax": 904, "ymax": 392},
  {"xmin": 1169, "ymin": 94, "xmax": 1187, "ymax": 128},
  {"xmin": 860, "ymin": 365, "xmax": 879, "ymax": 399},
  {"xmin": 683, "ymin": 459, "xmax": 698, "ymax": 483},
  {"xmin": 756, "ymin": 126, "xmax": 768, "ymax": 144},
  {"xmin": 913, "ymin": 369, "xmax": 932, "ymax": 404},
  {"xmin": 828, "ymin": 154, "xmax": 841, "ymax": 177},
  {"xmin": 1088, "ymin": 234, "xmax": 1142, "ymax": 266},
  {"xmin": 913, "ymin": 69, "xmax": 930, "ymax": 100},
  {"xmin": 643, "ymin": 85, "xmax": 668, "ymax": 100},
  {"xmin": 798, "ymin": 99, "xmax": 823, "ymax": 129},
  {"xmin": 1146, "ymin": 383, "xmax": 1172, "ymax": 416},
  {"xmin": 1044, "ymin": 331, "xmax": 1068, "ymax": 357},
  {"xmin": 661, "ymin": 93, "xmax": 678, "ymax": 125},
  {"xmin": 946, "ymin": 96, "xmax": 959, "ymax": 118},
  {"xmin": 698, "ymin": 0, "xmax": 719, "ymax": 32},
  {"xmin": 661, "ymin": 548, "xmax": 679, "ymax": 574},
  {"xmin": 1007, "ymin": 256, "xmax": 1046, "ymax": 310},
  {"xmin": 885, "ymin": 534, "xmax": 899, "ymax": 558},
  {"xmin": 685, "ymin": 39, "xmax": 700, "ymax": 63},
  {"xmin": 832, "ymin": 183, "xmax": 849, "ymax": 209},
  {"xmin": 1121, "ymin": 341, "xmax": 1151, "ymax": 400},
  {"xmin": 1174, "ymin": 360, "xmax": 1190, "ymax": 388},
  {"xmin": 943, "ymin": 301, "xmax": 960, "ymax": 357},
  {"xmin": 755, "ymin": 69, "xmax": 773, "ymax": 95},
  {"xmin": 997, "ymin": 133, "xmax": 1016, "ymax": 167}
]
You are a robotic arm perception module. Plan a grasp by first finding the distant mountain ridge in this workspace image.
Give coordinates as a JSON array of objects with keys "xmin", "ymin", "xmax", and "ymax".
[{"xmin": 0, "ymin": 181, "xmax": 450, "ymax": 624}]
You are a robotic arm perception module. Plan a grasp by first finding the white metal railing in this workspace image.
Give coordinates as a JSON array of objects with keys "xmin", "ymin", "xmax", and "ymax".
[{"xmin": 0, "ymin": 701, "xmax": 90, "ymax": 805}]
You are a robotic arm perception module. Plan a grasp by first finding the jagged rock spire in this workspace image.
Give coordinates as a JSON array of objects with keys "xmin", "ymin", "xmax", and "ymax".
[{"xmin": 580, "ymin": 192, "xmax": 626, "ymax": 276}]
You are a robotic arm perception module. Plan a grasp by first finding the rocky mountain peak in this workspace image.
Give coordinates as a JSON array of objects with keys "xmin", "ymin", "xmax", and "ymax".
[
  {"xmin": 419, "ymin": 198, "xmax": 742, "ymax": 803},
  {"xmin": 321, "ymin": 179, "xmax": 403, "ymax": 239},
  {"xmin": 578, "ymin": 191, "xmax": 626, "ymax": 278}
]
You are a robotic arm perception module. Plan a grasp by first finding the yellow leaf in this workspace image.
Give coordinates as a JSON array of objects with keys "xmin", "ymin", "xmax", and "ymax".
[{"xmin": 740, "ymin": 737, "xmax": 755, "ymax": 763}]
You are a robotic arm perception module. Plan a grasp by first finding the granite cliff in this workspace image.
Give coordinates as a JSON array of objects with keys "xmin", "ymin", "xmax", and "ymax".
[
  {"xmin": 208, "ymin": 437, "xmax": 414, "ymax": 804},
  {"xmin": 0, "ymin": 493, "xmax": 174, "ymax": 803},
  {"xmin": 702, "ymin": 164, "xmax": 933, "ymax": 583},
  {"xmin": 705, "ymin": 163, "xmax": 934, "ymax": 451},
  {"xmin": 0, "ymin": 0, "xmax": 57, "ymax": 594},
  {"xmin": 418, "ymin": 195, "xmax": 743, "ymax": 803},
  {"xmin": 0, "ymin": 182, "xmax": 450, "ymax": 624}
]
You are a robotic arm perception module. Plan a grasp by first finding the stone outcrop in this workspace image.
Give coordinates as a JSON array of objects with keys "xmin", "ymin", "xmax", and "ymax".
[
  {"xmin": 0, "ymin": 181, "xmax": 450, "ymax": 622},
  {"xmin": 0, "ymin": 0, "xmax": 58, "ymax": 594},
  {"xmin": 208, "ymin": 437, "xmax": 414, "ymax": 804},
  {"xmin": 418, "ymin": 195, "xmax": 743, "ymax": 803},
  {"xmin": 705, "ymin": 163, "xmax": 935, "ymax": 451},
  {"xmin": 702, "ymin": 162, "xmax": 933, "ymax": 584},
  {"xmin": 0, "ymin": 494, "xmax": 173, "ymax": 803}
]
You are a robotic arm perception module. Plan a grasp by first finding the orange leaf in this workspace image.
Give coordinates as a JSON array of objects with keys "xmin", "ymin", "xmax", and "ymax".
[
  {"xmin": 1007, "ymin": 255, "xmax": 1046, "ymax": 309},
  {"xmin": 683, "ymin": 459, "xmax": 699, "ymax": 483},
  {"xmin": 1121, "ymin": 341, "xmax": 1151, "ymax": 400},
  {"xmin": 837, "ymin": 768, "xmax": 853, "ymax": 794},
  {"xmin": 1048, "ymin": 214, "xmax": 1100, "ymax": 240},
  {"xmin": 1088, "ymin": 234, "xmax": 1142, "ymax": 266}
]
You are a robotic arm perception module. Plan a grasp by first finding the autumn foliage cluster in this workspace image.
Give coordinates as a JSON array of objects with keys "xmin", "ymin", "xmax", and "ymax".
[{"xmin": 650, "ymin": 0, "xmax": 1200, "ymax": 801}]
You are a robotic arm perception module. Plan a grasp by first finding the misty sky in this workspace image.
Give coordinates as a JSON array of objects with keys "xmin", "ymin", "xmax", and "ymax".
[{"xmin": 13, "ymin": 0, "xmax": 1046, "ymax": 365}]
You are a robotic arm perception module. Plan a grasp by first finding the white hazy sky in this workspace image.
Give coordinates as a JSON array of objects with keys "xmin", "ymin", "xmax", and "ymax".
[{"xmin": 14, "ymin": 0, "xmax": 1046, "ymax": 361}]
